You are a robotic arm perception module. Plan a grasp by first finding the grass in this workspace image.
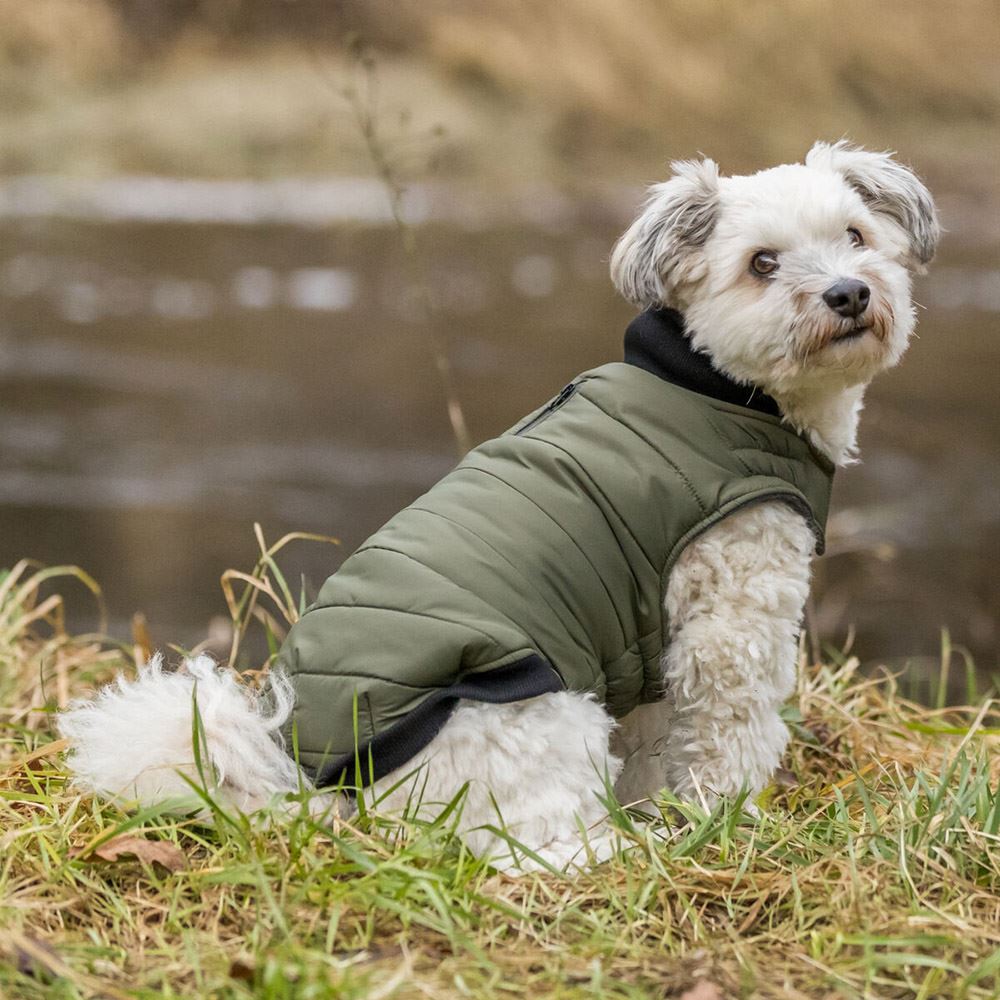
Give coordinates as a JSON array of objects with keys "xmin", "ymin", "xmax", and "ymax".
[{"xmin": 2, "ymin": 554, "xmax": 1000, "ymax": 999}]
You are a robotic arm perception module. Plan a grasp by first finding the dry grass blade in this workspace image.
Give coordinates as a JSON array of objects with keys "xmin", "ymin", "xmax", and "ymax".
[
  {"xmin": 2, "ymin": 738, "xmax": 69, "ymax": 779},
  {"xmin": 0, "ymin": 563, "xmax": 104, "ymax": 634},
  {"xmin": 0, "ymin": 563, "xmax": 120, "ymax": 735},
  {"xmin": 221, "ymin": 524, "xmax": 339, "ymax": 667}
]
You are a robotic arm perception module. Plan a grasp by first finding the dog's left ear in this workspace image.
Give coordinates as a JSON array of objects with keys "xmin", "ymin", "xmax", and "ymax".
[{"xmin": 806, "ymin": 140, "xmax": 940, "ymax": 271}]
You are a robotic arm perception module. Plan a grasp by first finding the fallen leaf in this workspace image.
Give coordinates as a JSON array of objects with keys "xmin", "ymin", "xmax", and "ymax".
[
  {"xmin": 76, "ymin": 834, "xmax": 187, "ymax": 873},
  {"xmin": 229, "ymin": 957, "xmax": 255, "ymax": 982}
]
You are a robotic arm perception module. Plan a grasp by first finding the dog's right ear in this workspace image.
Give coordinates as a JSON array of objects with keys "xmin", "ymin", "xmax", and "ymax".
[{"xmin": 610, "ymin": 158, "xmax": 720, "ymax": 309}]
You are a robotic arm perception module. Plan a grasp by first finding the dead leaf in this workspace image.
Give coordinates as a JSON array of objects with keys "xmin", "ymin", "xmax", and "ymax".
[
  {"xmin": 2, "ymin": 930, "xmax": 133, "ymax": 1000},
  {"xmin": 679, "ymin": 981, "xmax": 723, "ymax": 1000},
  {"xmin": 229, "ymin": 957, "xmax": 255, "ymax": 982},
  {"xmin": 773, "ymin": 766, "xmax": 798, "ymax": 789},
  {"xmin": 10, "ymin": 933, "xmax": 62, "ymax": 981},
  {"xmin": 76, "ymin": 834, "xmax": 187, "ymax": 873},
  {"xmin": 804, "ymin": 719, "xmax": 839, "ymax": 748}
]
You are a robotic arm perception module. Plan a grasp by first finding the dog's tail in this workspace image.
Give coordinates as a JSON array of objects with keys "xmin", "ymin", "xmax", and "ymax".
[{"xmin": 58, "ymin": 655, "xmax": 309, "ymax": 814}]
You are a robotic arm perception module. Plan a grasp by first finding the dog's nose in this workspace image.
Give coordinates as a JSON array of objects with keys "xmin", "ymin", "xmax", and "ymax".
[{"xmin": 822, "ymin": 279, "xmax": 871, "ymax": 318}]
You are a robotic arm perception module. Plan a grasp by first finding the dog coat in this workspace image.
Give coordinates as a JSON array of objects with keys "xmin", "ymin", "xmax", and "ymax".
[{"xmin": 278, "ymin": 308, "xmax": 834, "ymax": 788}]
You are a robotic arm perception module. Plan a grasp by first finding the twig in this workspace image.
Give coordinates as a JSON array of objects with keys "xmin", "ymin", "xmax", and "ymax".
[{"xmin": 328, "ymin": 41, "xmax": 472, "ymax": 457}]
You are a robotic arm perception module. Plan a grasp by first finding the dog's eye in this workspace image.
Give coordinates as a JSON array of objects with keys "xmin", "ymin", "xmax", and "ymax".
[
  {"xmin": 847, "ymin": 227, "xmax": 865, "ymax": 247},
  {"xmin": 750, "ymin": 251, "xmax": 779, "ymax": 277}
]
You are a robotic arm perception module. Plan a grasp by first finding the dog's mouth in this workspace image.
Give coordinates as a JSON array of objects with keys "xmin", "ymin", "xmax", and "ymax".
[{"xmin": 830, "ymin": 324, "xmax": 872, "ymax": 344}]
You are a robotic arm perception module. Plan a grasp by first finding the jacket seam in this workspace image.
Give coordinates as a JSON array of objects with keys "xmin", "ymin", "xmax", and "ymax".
[
  {"xmin": 702, "ymin": 409, "xmax": 756, "ymax": 477},
  {"xmin": 408, "ymin": 504, "xmax": 628, "ymax": 660},
  {"xmin": 486, "ymin": 437, "xmax": 660, "ymax": 672},
  {"xmin": 732, "ymin": 446, "xmax": 817, "ymax": 470},
  {"xmin": 461, "ymin": 461, "xmax": 647, "ymax": 642},
  {"xmin": 663, "ymin": 487, "xmax": 821, "ymax": 589},
  {"xmin": 353, "ymin": 541, "xmax": 603, "ymax": 670},
  {"xmin": 575, "ymin": 391, "xmax": 708, "ymax": 515},
  {"xmin": 300, "ymin": 598, "xmax": 511, "ymax": 652},
  {"xmin": 472, "ymin": 444, "xmax": 655, "ymax": 667},
  {"xmin": 289, "ymin": 652, "xmax": 542, "ymax": 690},
  {"xmin": 703, "ymin": 410, "xmax": 824, "ymax": 481},
  {"xmin": 491, "ymin": 437, "xmax": 658, "ymax": 579}
]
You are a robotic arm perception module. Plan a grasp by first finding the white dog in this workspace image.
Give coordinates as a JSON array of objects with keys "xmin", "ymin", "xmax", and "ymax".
[{"xmin": 59, "ymin": 142, "xmax": 938, "ymax": 869}]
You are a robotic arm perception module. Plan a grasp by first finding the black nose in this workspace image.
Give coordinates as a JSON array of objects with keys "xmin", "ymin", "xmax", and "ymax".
[{"xmin": 822, "ymin": 279, "xmax": 871, "ymax": 318}]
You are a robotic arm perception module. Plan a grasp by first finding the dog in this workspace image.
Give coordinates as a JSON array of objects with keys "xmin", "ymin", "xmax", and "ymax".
[{"xmin": 59, "ymin": 141, "xmax": 938, "ymax": 869}]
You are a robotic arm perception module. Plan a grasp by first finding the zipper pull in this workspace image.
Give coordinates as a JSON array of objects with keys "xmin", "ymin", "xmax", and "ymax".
[
  {"xmin": 515, "ymin": 381, "xmax": 580, "ymax": 435},
  {"xmin": 551, "ymin": 382, "xmax": 576, "ymax": 407}
]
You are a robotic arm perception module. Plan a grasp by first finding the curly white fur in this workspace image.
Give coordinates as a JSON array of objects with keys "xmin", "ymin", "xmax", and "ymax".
[
  {"xmin": 59, "ymin": 141, "xmax": 936, "ymax": 868},
  {"xmin": 662, "ymin": 502, "xmax": 813, "ymax": 802},
  {"xmin": 612, "ymin": 502, "xmax": 814, "ymax": 808},
  {"xmin": 372, "ymin": 692, "xmax": 623, "ymax": 869}
]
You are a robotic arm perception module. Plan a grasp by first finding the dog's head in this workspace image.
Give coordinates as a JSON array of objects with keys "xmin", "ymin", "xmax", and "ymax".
[{"xmin": 610, "ymin": 141, "xmax": 939, "ymax": 395}]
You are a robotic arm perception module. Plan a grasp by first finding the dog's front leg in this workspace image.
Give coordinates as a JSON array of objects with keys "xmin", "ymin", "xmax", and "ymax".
[{"xmin": 660, "ymin": 502, "xmax": 816, "ymax": 808}]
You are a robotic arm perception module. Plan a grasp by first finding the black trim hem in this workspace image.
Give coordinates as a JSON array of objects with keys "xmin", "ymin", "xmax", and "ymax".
[{"xmin": 313, "ymin": 654, "xmax": 565, "ymax": 790}]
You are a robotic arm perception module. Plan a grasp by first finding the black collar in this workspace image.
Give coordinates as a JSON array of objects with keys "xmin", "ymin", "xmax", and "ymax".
[{"xmin": 623, "ymin": 307, "xmax": 781, "ymax": 417}]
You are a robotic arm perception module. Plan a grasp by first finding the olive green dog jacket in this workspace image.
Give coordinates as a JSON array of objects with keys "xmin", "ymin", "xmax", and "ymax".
[{"xmin": 278, "ymin": 308, "xmax": 834, "ymax": 788}]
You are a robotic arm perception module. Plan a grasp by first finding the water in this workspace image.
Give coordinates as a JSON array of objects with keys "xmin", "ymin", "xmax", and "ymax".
[{"xmin": 1, "ymin": 177, "xmax": 997, "ymax": 683}]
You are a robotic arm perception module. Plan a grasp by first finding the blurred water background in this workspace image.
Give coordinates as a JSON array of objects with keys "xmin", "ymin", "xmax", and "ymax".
[{"xmin": 1, "ymin": 1, "xmax": 997, "ymax": 688}]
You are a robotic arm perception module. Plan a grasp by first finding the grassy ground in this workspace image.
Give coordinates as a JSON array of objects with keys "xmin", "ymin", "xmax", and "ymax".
[{"xmin": 2, "ymin": 558, "xmax": 1000, "ymax": 999}]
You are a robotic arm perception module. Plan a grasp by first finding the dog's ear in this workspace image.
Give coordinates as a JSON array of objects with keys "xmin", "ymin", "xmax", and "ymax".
[
  {"xmin": 806, "ymin": 140, "xmax": 940, "ymax": 270},
  {"xmin": 610, "ymin": 158, "xmax": 720, "ymax": 308}
]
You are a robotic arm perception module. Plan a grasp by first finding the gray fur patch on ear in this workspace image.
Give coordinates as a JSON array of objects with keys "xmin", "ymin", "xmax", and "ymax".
[
  {"xmin": 610, "ymin": 158, "xmax": 720, "ymax": 308},
  {"xmin": 806, "ymin": 140, "xmax": 940, "ymax": 269}
]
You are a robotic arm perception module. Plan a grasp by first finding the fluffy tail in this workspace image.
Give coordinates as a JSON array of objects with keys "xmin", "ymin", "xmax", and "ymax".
[{"xmin": 58, "ymin": 654, "xmax": 308, "ymax": 814}]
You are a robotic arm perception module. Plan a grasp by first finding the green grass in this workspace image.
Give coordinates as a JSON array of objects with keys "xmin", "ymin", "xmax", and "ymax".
[{"xmin": 2, "ymin": 558, "xmax": 1000, "ymax": 999}]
